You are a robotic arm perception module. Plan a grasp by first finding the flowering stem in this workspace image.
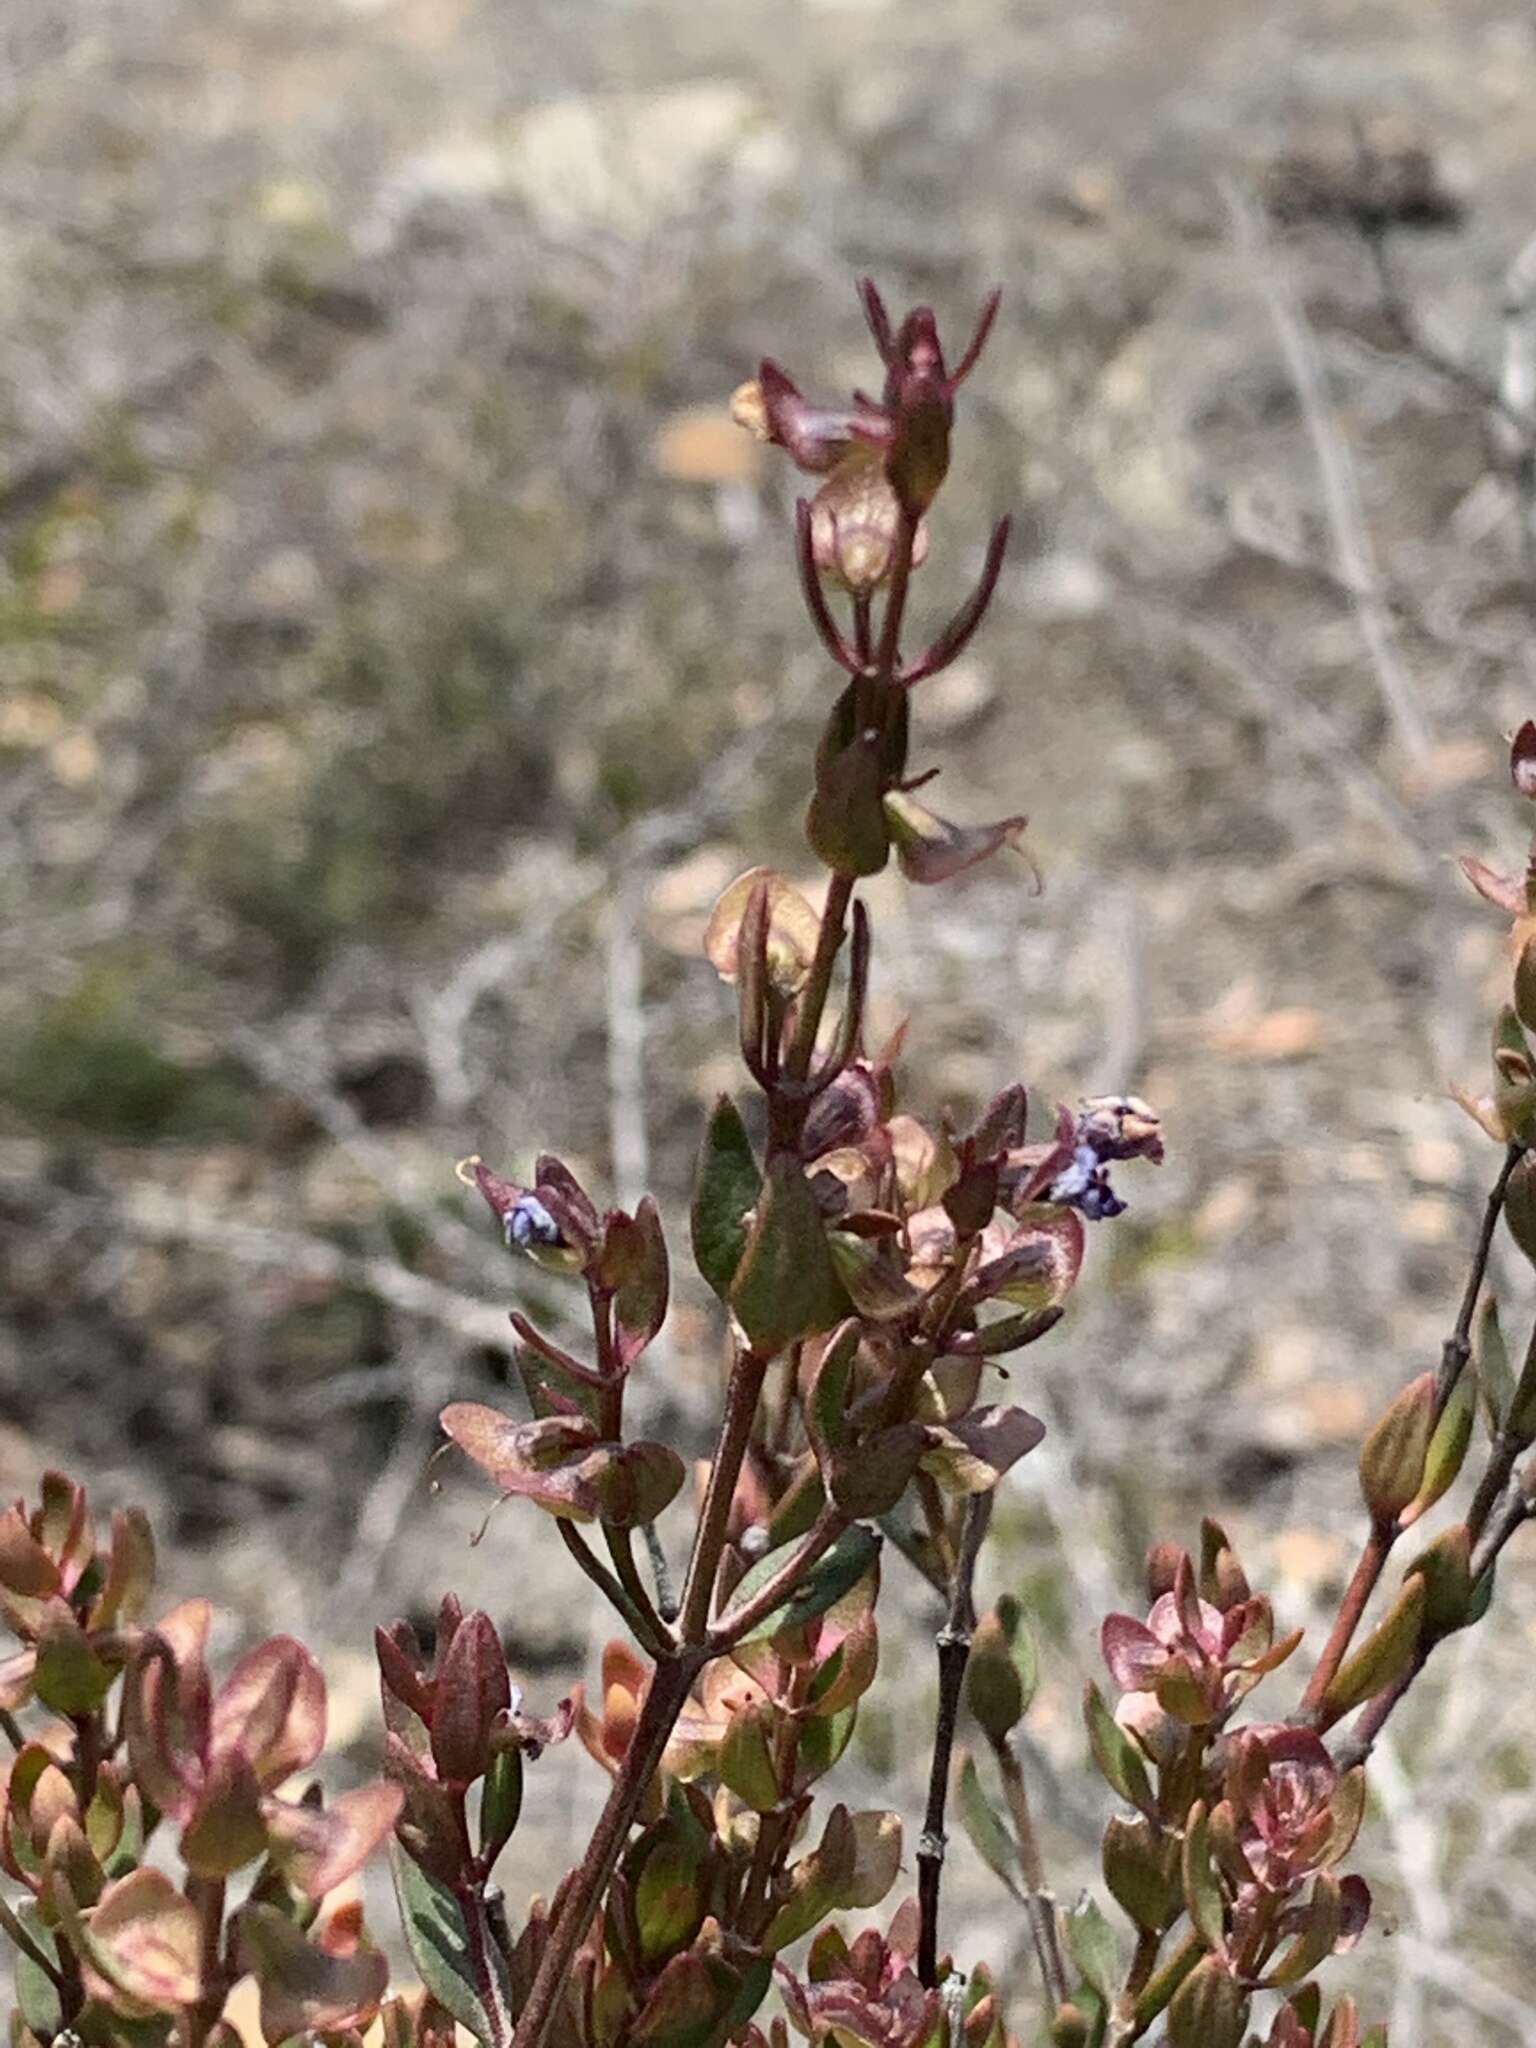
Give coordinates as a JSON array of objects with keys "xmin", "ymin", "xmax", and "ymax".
[
  {"xmin": 917, "ymin": 1492, "xmax": 992, "ymax": 1988},
  {"xmin": 678, "ymin": 1345, "xmax": 772, "ymax": 1643},
  {"xmin": 510, "ymin": 1652, "xmax": 699, "ymax": 2048},
  {"xmin": 987, "ymin": 1728, "xmax": 1069, "ymax": 2010},
  {"xmin": 784, "ymin": 872, "xmax": 856, "ymax": 1088}
]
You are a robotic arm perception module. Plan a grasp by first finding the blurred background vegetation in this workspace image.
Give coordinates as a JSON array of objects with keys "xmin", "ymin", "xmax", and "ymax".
[{"xmin": 4, "ymin": 0, "xmax": 1536, "ymax": 2033}]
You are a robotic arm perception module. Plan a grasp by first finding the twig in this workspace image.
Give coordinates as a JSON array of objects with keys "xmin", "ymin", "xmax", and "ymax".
[
  {"xmin": 642, "ymin": 1521, "xmax": 679, "ymax": 1625},
  {"xmin": 916, "ymin": 1493, "xmax": 992, "ymax": 1989},
  {"xmin": 1298, "ymin": 1519, "xmax": 1395, "ymax": 1723},
  {"xmin": 987, "ymin": 1729, "xmax": 1069, "ymax": 2011},
  {"xmin": 555, "ymin": 1522, "xmax": 667, "ymax": 1656},
  {"xmin": 1438, "ymin": 1144, "xmax": 1523, "ymax": 1405},
  {"xmin": 1226, "ymin": 180, "xmax": 1431, "ymax": 764}
]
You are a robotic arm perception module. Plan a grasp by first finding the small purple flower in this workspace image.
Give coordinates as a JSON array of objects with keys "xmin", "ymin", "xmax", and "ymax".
[
  {"xmin": 1048, "ymin": 1142, "xmax": 1126, "ymax": 1220},
  {"xmin": 1045, "ymin": 1096, "xmax": 1163, "ymax": 1220},
  {"xmin": 505, "ymin": 1194, "xmax": 563, "ymax": 1251}
]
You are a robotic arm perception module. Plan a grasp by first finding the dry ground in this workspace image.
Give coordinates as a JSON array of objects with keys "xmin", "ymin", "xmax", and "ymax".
[{"xmin": 4, "ymin": 0, "xmax": 1536, "ymax": 2034}]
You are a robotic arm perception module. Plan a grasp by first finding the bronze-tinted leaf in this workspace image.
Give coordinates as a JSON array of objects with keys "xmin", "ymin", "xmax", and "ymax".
[
  {"xmin": 211, "ymin": 1634, "xmax": 326, "ymax": 1789},
  {"xmin": 265, "ymin": 1780, "xmax": 404, "ymax": 1900},
  {"xmin": 883, "ymin": 790, "xmax": 1028, "ymax": 886},
  {"xmin": 958, "ymin": 1753, "xmax": 1015, "ymax": 1892},
  {"xmin": 730, "ymin": 1156, "xmax": 850, "ymax": 1351},
  {"xmin": 612, "ymin": 1196, "xmax": 670, "ymax": 1368},
  {"xmin": 64, "ymin": 1867, "xmax": 202, "ymax": 2014},
  {"xmin": 239, "ymin": 1902, "xmax": 390, "ymax": 2043},
  {"xmin": 1102, "ymin": 1814, "xmax": 1177, "ymax": 1933},
  {"xmin": 1167, "ymin": 1954, "xmax": 1247, "ymax": 2048},
  {"xmin": 704, "ymin": 868, "xmax": 823, "ymax": 993},
  {"xmin": 920, "ymin": 1404, "xmax": 1045, "ymax": 1494}
]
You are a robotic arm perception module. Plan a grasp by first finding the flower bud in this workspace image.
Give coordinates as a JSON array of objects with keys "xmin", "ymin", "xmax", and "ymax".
[
  {"xmin": 1512, "ymin": 719, "xmax": 1536, "ymax": 798},
  {"xmin": 429, "ymin": 1611, "xmax": 510, "ymax": 1787},
  {"xmin": 808, "ymin": 452, "xmax": 930, "ymax": 594},
  {"xmin": 1357, "ymin": 1373, "xmax": 1434, "ymax": 1523},
  {"xmin": 965, "ymin": 1610, "xmax": 1024, "ymax": 1742}
]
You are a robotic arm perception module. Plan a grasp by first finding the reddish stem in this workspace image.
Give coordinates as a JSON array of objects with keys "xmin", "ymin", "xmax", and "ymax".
[{"xmin": 1297, "ymin": 1520, "xmax": 1393, "ymax": 1724}]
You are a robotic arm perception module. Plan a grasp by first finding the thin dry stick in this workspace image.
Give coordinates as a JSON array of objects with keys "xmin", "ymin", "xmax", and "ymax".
[
  {"xmin": 917, "ymin": 1492, "xmax": 993, "ymax": 1989},
  {"xmin": 1226, "ymin": 180, "xmax": 1432, "ymax": 765},
  {"xmin": 987, "ymin": 1729, "xmax": 1069, "ymax": 2011}
]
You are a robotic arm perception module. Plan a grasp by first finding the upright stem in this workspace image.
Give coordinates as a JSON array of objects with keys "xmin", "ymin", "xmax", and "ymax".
[
  {"xmin": 916, "ymin": 1493, "xmax": 992, "ymax": 1988},
  {"xmin": 678, "ymin": 1346, "xmax": 771, "ymax": 1643},
  {"xmin": 510, "ymin": 1653, "xmax": 698, "ymax": 2048},
  {"xmin": 784, "ymin": 871, "xmax": 855, "ymax": 1087},
  {"xmin": 181, "ymin": 1876, "xmax": 227, "ymax": 2048}
]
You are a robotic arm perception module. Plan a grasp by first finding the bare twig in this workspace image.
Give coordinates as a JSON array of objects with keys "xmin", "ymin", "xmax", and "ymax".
[{"xmin": 916, "ymin": 1492, "xmax": 992, "ymax": 1989}]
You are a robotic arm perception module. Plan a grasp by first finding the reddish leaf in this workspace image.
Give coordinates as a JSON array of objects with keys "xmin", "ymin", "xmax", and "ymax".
[
  {"xmin": 239, "ymin": 1900, "xmax": 389, "ymax": 2041},
  {"xmin": 212, "ymin": 1636, "xmax": 326, "ymax": 1789},
  {"xmin": 264, "ymin": 1780, "xmax": 405, "ymax": 1900}
]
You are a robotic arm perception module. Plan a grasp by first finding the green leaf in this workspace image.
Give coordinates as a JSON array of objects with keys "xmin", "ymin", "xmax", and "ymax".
[
  {"xmin": 691, "ymin": 1097, "xmax": 762, "ymax": 1299},
  {"xmin": 1180, "ymin": 1803, "xmax": 1224, "ymax": 1949},
  {"xmin": 632, "ymin": 1831, "xmax": 706, "ymax": 1964},
  {"xmin": 1083, "ymin": 1682, "xmax": 1154, "ymax": 1818},
  {"xmin": 730, "ymin": 1155, "xmax": 850, "ymax": 1351},
  {"xmin": 1402, "ymin": 1368, "xmax": 1475, "ymax": 1525},
  {"xmin": 1102, "ymin": 1815, "xmax": 1177, "ymax": 1934},
  {"xmin": 1322, "ymin": 1579, "xmax": 1426, "ymax": 1717},
  {"xmin": 806, "ymin": 731, "xmax": 890, "ymax": 877},
  {"xmin": 729, "ymin": 1524, "xmax": 881, "ymax": 1649},
  {"xmin": 955, "ymin": 1753, "xmax": 1022, "ymax": 1900},
  {"xmin": 725, "ymin": 1956, "xmax": 772, "ymax": 2034},
  {"xmin": 388, "ymin": 1839, "xmax": 511, "ymax": 2047},
  {"xmin": 1064, "ymin": 1894, "xmax": 1120, "ymax": 2002},
  {"xmin": 11, "ymin": 1906, "xmax": 62, "ymax": 2034},
  {"xmin": 795, "ymin": 1705, "xmax": 858, "ymax": 1790},
  {"xmin": 1167, "ymin": 1954, "xmax": 1247, "ymax": 2048},
  {"xmin": 479, "ymin": 1746, "xmax": 523, "ymax": 1868},
  {"xmin": 719, "ymin": 1700, "xmax": 781, "ymax": 1813},
  {"xmin": 32, "ymin": 1614, "xmax": 112, "ymax": 1716},
  {"xmin": 1357, "ymin": 1375, "xmax": 1433, "ymax": 1522},
  {"xmin": 1474, "ymin": 1296, "xmax": 1513, "ymax": 1438},
  {"xmin": 807, "ymin": 1321, "xmax": 859, "ymax": 1461}
]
